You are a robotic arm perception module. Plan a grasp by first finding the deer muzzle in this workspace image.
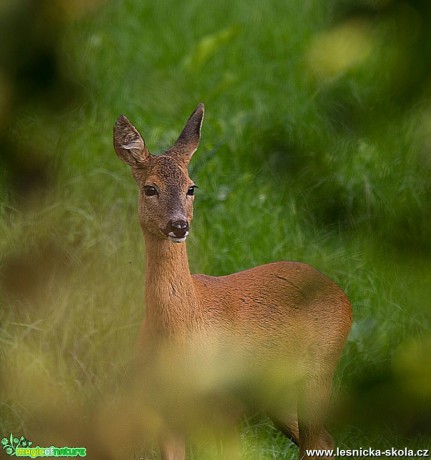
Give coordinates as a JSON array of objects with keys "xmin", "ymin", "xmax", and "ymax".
[{"xmin": 162, "ymin": 219, "xmax": 190, "ymax": 243}]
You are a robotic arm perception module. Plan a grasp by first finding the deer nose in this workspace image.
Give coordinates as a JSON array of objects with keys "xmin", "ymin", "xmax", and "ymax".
[{"xmin": 165, "ymin": 219, "xmax": 190, "ymax": 241}]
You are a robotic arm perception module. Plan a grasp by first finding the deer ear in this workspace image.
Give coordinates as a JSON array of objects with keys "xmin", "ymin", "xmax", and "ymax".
[
  {"xmin": 113, "ymin": 115, "xmax": 150, "ymax": 166},
  {"xmin": 169, "ymin": 103, "xmax": 204, "ymax": 163}
]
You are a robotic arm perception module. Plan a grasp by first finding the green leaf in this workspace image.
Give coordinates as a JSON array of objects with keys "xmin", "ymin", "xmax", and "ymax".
[{"xmin": 182, "ymin": 25, "xmax": 240, "ymax": 72}]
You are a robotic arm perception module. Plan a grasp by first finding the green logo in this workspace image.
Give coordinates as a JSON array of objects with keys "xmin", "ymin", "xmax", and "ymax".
[
  {"xmin": 1, "ymin": 434, "xmax": 86, "ymax": 458},
  {"xmin": 2, "ymin": 435, "xmax": 32, "ymax": 456}
]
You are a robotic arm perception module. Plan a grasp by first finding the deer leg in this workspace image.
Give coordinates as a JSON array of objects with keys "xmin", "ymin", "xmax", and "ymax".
[
  {"xmin": 159, "ymin": 431, "xmax": 185, "ymax": 460},
  {"xmin": 215, "ymin": 422, "xmax": 240, "ymax": 460},
  {"xmin": 271, "ymin": 413, "xmax": 300, "ymax": 446},
  {"xmin": 297, "ymin": 376, "xmax": 334, "ymax": 460}
]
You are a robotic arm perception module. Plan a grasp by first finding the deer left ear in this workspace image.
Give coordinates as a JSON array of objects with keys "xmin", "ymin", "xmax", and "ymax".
[
  {"xmin": 168, "ymin": 103, "xmax": 204, "ymax": 164},
  {"xmin": 114, "ymin": 115, "xmax": 150, "ymax": 167}
]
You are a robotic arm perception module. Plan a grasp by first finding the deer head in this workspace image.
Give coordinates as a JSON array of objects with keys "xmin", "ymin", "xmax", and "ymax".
[{"xmin": 113, "ymin": 104, "xmax": 204, "ymax": 243}]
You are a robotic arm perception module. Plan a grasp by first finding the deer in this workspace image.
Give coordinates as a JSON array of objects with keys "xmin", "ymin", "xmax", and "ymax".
[{"xmin": 113, "ymin": 103, "xmax": 352, "ymax": 460}]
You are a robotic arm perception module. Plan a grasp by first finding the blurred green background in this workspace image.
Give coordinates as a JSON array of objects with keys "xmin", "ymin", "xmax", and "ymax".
[{"xmin": 1, "ymin": 0, "xmax": 430, "ymax": 458}]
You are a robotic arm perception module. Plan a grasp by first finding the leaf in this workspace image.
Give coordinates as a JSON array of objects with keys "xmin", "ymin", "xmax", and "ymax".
[{"xmin": 182, "ymin": 25, "xmax": 240, "ymax": 72}]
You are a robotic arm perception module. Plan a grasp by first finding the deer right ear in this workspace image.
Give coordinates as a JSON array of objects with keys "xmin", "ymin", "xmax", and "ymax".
[
  {"xmin": 113, "ymin": 115, "xmax": 150, "ymax": 166},
  {"xmin": 168, "ymin": 103, "xmax": 204, "ymax": 164}
]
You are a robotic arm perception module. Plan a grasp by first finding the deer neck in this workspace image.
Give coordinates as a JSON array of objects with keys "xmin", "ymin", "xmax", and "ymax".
[{"xmin": 143, "ymin": 231, "xmax": 200, "ymax": 335}]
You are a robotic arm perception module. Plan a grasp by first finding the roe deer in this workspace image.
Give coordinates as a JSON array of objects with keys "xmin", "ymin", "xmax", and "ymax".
[{"xmin": 113, "ymin": 104, "xmax": 352, "ymax": 460}]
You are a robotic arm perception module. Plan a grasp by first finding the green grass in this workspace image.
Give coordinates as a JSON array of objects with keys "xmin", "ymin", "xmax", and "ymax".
[{"xmin": 1, "ymin": 0, "xmax": 431, "ymax": 458}]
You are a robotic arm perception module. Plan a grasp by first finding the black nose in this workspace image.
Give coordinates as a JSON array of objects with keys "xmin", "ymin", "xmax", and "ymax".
[{"xmin": 166, "ymin": 219, "xmax": 189, "ymax": 239}]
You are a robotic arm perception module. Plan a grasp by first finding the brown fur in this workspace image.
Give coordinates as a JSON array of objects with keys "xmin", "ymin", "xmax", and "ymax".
[{"xmin": 113, "ymin": 104, "xmax": 352, "ymax": 460}]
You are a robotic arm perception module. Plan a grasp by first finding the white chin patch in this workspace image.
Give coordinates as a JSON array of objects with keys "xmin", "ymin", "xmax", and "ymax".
[{"xmin": 168, "ymin": 232, "xmax": 188, "ymax": 243}]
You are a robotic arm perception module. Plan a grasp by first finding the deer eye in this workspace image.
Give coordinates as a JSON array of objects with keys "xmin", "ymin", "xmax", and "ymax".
[
  {"xmin": 144, "ymin": 185, "xmax": 159, "ymax": 197},
  {"xmin": 187, "ymin": 185, "xmax": 197, "ymax": 196}
]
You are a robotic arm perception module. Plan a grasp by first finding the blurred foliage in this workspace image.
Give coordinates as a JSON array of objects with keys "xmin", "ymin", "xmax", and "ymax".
[
  {"xmin": 307, "ymin": 0, "xmax": 431, "ymax": 253},
  {"xmin": 0, "ymin": 0, "xmax": 104, "ymax": 204},
  {"xmin": 1, "ymin": 0, "xmax": 431, "ymax": 458}
]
